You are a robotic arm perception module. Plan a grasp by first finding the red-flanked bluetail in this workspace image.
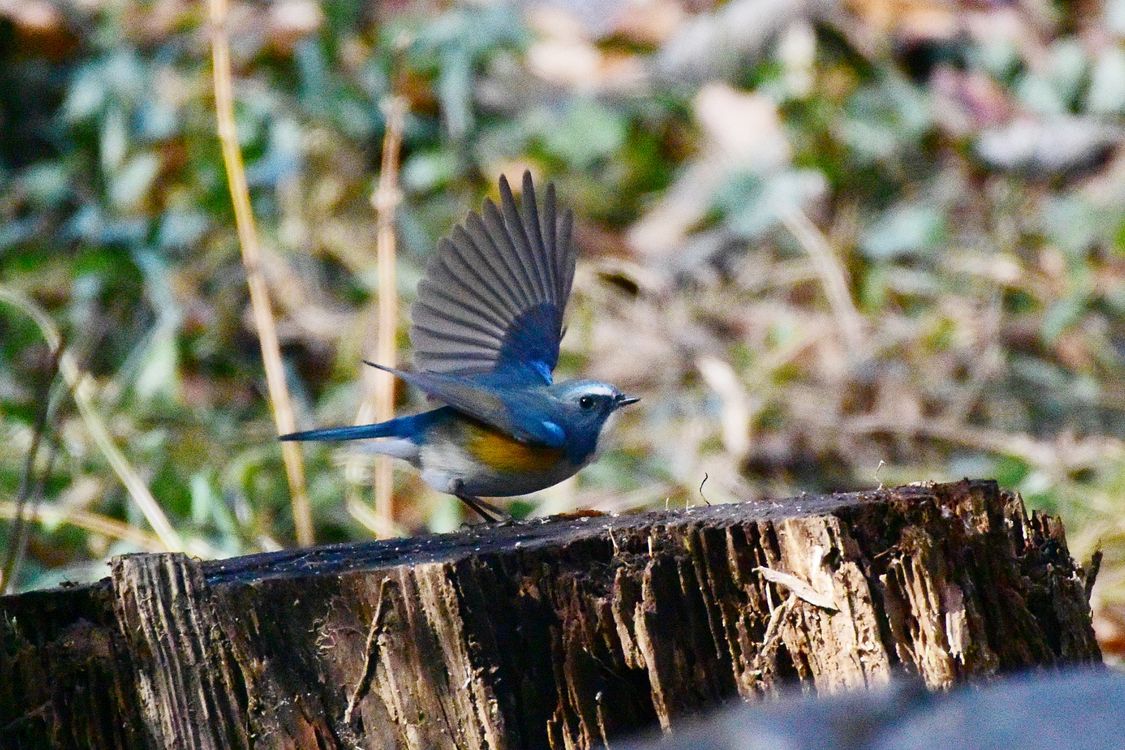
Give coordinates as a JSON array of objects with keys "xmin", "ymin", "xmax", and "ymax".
[{"xmin": 281, "ymin": 173, "xmax": 639, "ymax": 521}]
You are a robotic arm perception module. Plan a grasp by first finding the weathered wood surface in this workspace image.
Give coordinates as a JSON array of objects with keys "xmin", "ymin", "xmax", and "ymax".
[{"xmin": 0, "ymin": 479, "xmax": 1101, "ymax": 749}]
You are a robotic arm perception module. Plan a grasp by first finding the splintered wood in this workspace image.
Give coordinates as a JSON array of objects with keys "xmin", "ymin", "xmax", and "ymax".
[{"xmin": 0, "ymin": 480, "xmax": 1101, "ymax": 749}]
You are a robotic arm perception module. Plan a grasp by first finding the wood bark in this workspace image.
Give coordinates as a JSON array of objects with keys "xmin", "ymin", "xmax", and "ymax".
[{"xmin": 0, "ymin": 479, "xmax": 1101, "ymax": 749}]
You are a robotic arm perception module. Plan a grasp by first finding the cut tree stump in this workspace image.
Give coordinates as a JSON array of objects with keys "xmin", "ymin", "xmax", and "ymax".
[{"xmin": 0, "ymin": 479, "xmax": 1101, "ymax": 749}]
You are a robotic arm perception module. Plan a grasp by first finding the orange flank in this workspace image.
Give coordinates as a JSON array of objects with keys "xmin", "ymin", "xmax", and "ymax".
[{"xmin": 467, "ymin": 423, "xmax": 566, "ymax": 473}]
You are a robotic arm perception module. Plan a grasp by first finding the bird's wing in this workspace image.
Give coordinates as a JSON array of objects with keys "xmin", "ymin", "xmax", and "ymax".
[
  {"xmin": 410, "ymin": 171, "xmax": 577, "ymax": 385},
  {"xmin": 365, "ymin": 362, "xmax": 566, "ymax": 448}
]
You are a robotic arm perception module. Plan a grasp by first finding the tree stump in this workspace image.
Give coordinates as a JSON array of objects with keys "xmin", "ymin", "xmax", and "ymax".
[{"xmin": 0, "ymin": 479, "xmax": 1101, "ymax": 749}]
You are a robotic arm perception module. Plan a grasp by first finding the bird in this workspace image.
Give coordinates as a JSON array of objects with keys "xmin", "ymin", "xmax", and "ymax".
[{"xmin": 280, "ymin": 171, "xmax": 639, "ymax": 521}]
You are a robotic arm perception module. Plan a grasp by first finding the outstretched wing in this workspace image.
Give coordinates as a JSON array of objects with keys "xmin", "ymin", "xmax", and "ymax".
[{"xmin": 410, "ymin": 171, "xmax": 577, "ymax": 384}]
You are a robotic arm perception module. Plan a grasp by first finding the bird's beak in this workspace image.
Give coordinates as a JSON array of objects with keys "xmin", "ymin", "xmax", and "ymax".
[{"xmin": 616, "ymin": 394, "xmax": 640, "ymax": 407}]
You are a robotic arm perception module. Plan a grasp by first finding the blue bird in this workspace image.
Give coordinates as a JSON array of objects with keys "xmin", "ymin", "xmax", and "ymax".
[{"xmin": 281, "ymin": 172, "xmax": 639, "ymax": 521}]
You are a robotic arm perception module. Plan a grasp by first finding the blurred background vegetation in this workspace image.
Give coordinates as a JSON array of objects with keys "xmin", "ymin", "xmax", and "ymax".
[{"xmin": 0, "ymin": 0, "xmax": 1122, "ymax": 656}]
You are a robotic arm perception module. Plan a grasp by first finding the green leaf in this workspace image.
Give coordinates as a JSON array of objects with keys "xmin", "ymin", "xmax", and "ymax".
[
  {"xmin": 22, "ymin": 162, "xmax": 71, "ymax": 206},
  {"xmin": 1041, "ymin": 295, "xmax": 1087, "ymax": 344},
  {"xmin": 1088, "ymin": 47, "xmax": 1125, "ymax": 114},
  {"xmin": 64, "ymin": 66, "xmax": 108, "ymax": 121},
  {"xmin": 721, "ymin": 169, "xmax": 826, "ymax": 239},
  {"xmin": 859, "ymin": 203, "xmax": 946, "ymax": 260},
  {"xmin": 110, "ymin": 153, "xmax": 161, "ymax": 208},
  {"xmin": 540, "ymin": 99, "xmax": 627, "ymax": 169},
  {"xmin": 133, "ymin": 327, "xmax": 179, "ymax": 402},
  {"xmin": 100, "ymin": 106, "xmax": 129, "ymax": 173},
  {"xmin": 402, "ymin": 149, "xmax": 462, "ymax": 192}
]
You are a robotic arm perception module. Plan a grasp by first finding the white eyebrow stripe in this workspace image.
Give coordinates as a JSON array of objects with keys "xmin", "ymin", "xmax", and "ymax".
[{"xmin": 579, "ymin": 384, "xmax": 617, "ymax": 398}]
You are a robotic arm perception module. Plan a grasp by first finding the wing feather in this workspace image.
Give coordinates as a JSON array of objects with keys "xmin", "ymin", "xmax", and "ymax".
[
  {"xmin": 409, "ymin": 171, "xmax": 576, "ymax": 382},
  {"xmin": 557, "ymin": 208, "xmax": 577, "ymax": 305},
  {"xmin": 430, "ymin": 245, "xmax": 519, "ymax": 326},
  {"xmin": 450, "ymin": 225, "xmax": 527, "ymax": 318},
  {"xmin": 410, "ymin": 324, "xmax": 501, "ymax": 358},
  {"xmin": 481, "ymin": 197, "xmax": 540, "ymax": 307},
  {"xmin": 417, "ymin": 259, "xmax": 511, "ymax": 337},
  {"xmin": 537, "ymin": 178, "xmax": 559, "ymax": 305},
  {"xmin": 500, "ymin": 175, "xmax": 551, "ymax": 304}
]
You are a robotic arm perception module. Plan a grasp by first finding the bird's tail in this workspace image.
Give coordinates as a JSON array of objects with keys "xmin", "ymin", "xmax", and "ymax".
[
  {"xmin": 280, "ymin": 423, "xmax": 394, "ymax": 442},
  {"xmin": 280, "ymin": 412, "xmax": 432, "ymax": 443}
]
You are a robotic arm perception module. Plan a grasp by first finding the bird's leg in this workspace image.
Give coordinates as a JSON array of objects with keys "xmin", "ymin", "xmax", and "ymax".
[
  {"xmin": 451, "ymin": 480, "xmax": 509, "ymax": 523},
  {"xmin": 455, "ymin": 493, "xmax": 511, "ymax": 523},
  {"xmin": 469, "ymin": 495, "xmax": 509, "ymax": 519}
]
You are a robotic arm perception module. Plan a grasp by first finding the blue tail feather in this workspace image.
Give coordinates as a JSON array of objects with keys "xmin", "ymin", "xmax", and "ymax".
[
  {"xmin": 280, "ymin": 410, "xmax": 445, "ymax": 443},
  {"xmin": 280, "ymin": 423, "xmax": 399, "ymax": 442}
]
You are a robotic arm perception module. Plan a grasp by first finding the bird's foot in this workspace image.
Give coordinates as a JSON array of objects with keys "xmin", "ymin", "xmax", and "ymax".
[{"xmin": 454, "ymin": 492, "xmax": 510, "ymax": 524}]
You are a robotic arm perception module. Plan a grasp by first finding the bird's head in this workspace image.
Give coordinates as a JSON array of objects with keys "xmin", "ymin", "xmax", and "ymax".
[{"xmin": 546, "ymin": 379, "xmax": 639, "ymax": 460}]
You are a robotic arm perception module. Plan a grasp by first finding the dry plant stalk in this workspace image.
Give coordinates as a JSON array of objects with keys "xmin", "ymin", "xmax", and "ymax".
[
  {"xmin": 345, "ymin": 495, "xmax": 407, "ymax": 540},
  {"xmin": 347, "ymin": 96, "xmax": 407, "ymax": 533},
  {"xmin": 781, "ymin": 209, "xmax": 867, "ymax": 357},
  {"xmin": 208, "ymin": 0, "xmax": 313, "ymax": 545},
  {"xmin": 372, "ymin": 97, "xmax": 407, "ymax": 526},
  {"xmin": 0, "ymin": 501, "xmax": 166, "ymax": 552},
  {"xmin": 0, "ymin": 286, "xmax": 183, "ymax": 554},
  {"xmin": 1, "ymin": 341, "xmax": 60, "ymax": 592}
]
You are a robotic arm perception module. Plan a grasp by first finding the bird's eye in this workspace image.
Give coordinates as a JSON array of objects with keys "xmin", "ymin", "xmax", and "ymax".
[{"xmin": 578, "ymin": 395, "xmax": 596, "ymax": 410}]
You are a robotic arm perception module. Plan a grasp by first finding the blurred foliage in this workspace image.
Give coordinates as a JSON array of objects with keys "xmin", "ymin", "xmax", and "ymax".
[{"xmin": 0, "ymin": 0, "xmax": 1123, "ymax": 649}]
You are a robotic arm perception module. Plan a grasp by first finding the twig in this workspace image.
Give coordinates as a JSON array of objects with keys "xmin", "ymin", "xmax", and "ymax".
[
  {"xmin": 208, "ymin": 0, "xmax": 313, "ymax": 546},
  {"xmin": 697, "ymin": 473, "xmax": 712, "ymax": 506},
  {"xmin": 1084, "ymin": 548, "xmax": 1102, "ymax": 600},
  {"xmin": 6, "ymin": 437, "xmax": 60, "ymax": 590},
  {"xmin": 347, "ymin": 95, "xmax": 407, "ymax": 532},
  {"xmin": 761, "ymin": 593, "xmax": 797, "ymax": 647},
  {"xmin": 1, "ymin": 341, "xmax": 62, "ymax": 593},
  {"xmin": 345, "ymin": 577, "xmax": 397, "ymax": 723},
  {"xmin": 0, "ymin": 285, "xmax": 182, "ymax": 552},
  {"xmin": 749, "ymin": 593, "xmax": 796, "ymax": 681}
]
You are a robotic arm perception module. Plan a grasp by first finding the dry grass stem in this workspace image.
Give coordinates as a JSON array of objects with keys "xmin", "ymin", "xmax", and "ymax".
[
  {"xmin": 0, "ymin": 286, "xmax": 182, "ymax": 552},
  {"xmin": 1, "ymin": 342, "xmax": 61, "ymax": 593},
  {"xmin": 346, "ymin": 95, "xmax": 407, "ymax": 533},
  {"xmin": 208, "ymin": 0, "xmax": 313, "ymax": 546},
  {"xmin": 781, "ymin": 209, "xmax": 867, "ymax": 357},
  {"xmin": 0, "ymin": 501, "xmax": 166, "ymax": 553},
  {"xmin": 843, "ymin": 416, "xmax": 1125, "ymax": 472},
  {"xmin": 346, "ymin": 496, "xmax": 408, "ymax": 540}
]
